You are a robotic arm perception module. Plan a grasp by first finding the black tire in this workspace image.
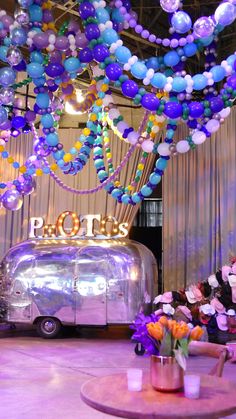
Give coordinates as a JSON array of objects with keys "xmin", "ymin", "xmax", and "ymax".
[
  {"xmin": 36, "ymin": 317, "xmax": 61, "ymax": 339},
  {"xmin": 134, "ymin": 343, "xmax": 145, "ymax": 356}
]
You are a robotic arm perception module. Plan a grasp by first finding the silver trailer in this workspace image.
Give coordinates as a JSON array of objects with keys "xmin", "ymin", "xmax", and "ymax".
[{"xmin": 0, "ymin": 238, "xmax": 157, "ymax": 338}]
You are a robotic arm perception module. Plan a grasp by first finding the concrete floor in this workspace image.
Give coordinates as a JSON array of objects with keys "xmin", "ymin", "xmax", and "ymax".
[{"xmin": 0, "ymin": 325, "xmax": 236, "ymax": 419}]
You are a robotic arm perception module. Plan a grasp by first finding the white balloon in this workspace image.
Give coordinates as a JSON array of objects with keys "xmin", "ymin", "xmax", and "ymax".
[
  {"xmin": 205, "ymin": 119, "xmax": 220, "ymax": 133},
  {"xmin": 157, "ymin": 142, "xmax": 171, "ymax": 156},
  {"xmin": 176, "ymin": 140, "xmax": 190, "ymax": 153},
  {"xmin": 141, "ymin": 140, "xmax": 154, "ymax": 153},
  {"xmin": 219, "ymin": 107, "xmax": 230, "ymax": 118},
  {"xmin": 192, "ymin": 131, "xmax": 206, "ymax": 144}
]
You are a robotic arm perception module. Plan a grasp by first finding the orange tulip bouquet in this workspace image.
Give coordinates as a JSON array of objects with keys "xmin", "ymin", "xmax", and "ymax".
[{"xmin": 131, "ymin": 313, "xmax": 204, "ymax": 370}]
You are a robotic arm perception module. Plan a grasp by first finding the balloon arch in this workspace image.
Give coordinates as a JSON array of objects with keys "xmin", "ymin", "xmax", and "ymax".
[{"xmin": 0, "ymin": 0, "xmax": 235, "ymax": 210}]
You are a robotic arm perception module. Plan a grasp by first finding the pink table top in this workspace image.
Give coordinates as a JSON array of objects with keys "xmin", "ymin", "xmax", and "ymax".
[{"xmin": 81, "ymin": 372, "xmax": 236, "ymax": 418}]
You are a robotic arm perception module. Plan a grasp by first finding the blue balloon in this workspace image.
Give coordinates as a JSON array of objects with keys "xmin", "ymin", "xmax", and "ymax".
[
  {"xmin": 121, "ymin": 194, "xmax": 130, "ymax": 204},
  {"xmin": 164, "ymin": 51, "xmax": 180, "ymax": 67},
  {"xmin": 30, "ymin": 51, "xmax": 44, "ymax": 64},
  {"xmin": 141, "ymin": 185, "xmax": 152, "ymax": 197},
  {"xmin": 41, "ymin": 114, "xmax": 54, "ymax": 128},
  {"xmin": 183, "ymin": 43, "xmax": 197, "ymax": 57},
  {"xmin": 211, "ymin": 65, "xmax": 226, "ymax": 83},
  {"xmin": 27, "ymin": 62, "xmax": 44, "ymax": 78},
  {"xmin": 131, "ymin": 193, "xmax": 141, "ymax": 204},
  {"xmin": 155, "ymin": 158, "xmax": 168, "ymax": 171},
  {"xmin": 29, "ymin": 4, "xmax": 43, "ymax": 22},
  {"xmin": 95, "ymin": 7, "xmax": 110, "ymax": 23},
  {"xmin": 149, "ymin": 173, "xmax": 161, "ymax": 185},
  {"xmin": 102, "ymin": 28, "xmax": 119, "ymax": 45},
  {"xmin": 151, "ymin": 73, "xmax": 167, "ymax": 89},
  {"xmin": 131, "ymin": 61, "xmax": 147, "ymax": 79},
  {"xmin": 192, "ymin": 74, "xmax": 207, "ymax": 90},
  {"xmin": 46, "ymin": 133, "xmax": 59, "ymax": 146},
  {"xmin": 0, "ymin": 46, "xmax": 8, "ymax": 62},
  {"xmin": 10, "ymin": 27, "xmax": 27, "ymax": 46},
  {"xmin": 172, "ymin": 77, "xmax": 187, "ymax": 92},
  {"xmin": 0, "ymin": 106, "xmax": 8, "ymax": 125},
  {"xmin": 112, "ymin": 8, "xmax": 124, "ymax": 23},
  {"xmin": 36, "ymin": 93, "xmax": 50, "ymax": 109},
  {"xmin": 64, "ymin": 57, "xmax": 81, "ymax": 72},
  {"xmin": 0, "ymin": 67, "xmax": 16, "ymax": 86},
  {"xmin": 111, "ymin": 188, "xmax": 123, "ymax": 199},
  {"xmin": 146, "ymin": 57, "xmax": 159, "ymax": 71},
  {"xmin": 115, "ymin": 46, "xmax": 131, "ymax": 64},
  {"xmin": 171, "ymin": 11, "xmax": 192, "ymax": 34}
]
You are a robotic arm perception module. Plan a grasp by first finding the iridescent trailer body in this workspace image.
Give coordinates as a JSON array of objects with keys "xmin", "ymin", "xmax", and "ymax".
[{"xmin": 0, "ymin": 238, "xmax": 157, "ymax": 337}]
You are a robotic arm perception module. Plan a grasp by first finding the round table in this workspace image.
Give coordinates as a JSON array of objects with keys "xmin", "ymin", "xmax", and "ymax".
[{"xmin": 80, "ymin": 372, "xmax": 236, "ymax": 418}]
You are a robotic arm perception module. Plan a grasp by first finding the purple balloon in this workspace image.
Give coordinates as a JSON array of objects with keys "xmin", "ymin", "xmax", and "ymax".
[
  {"xmin": 141, "ymin": 93, "xmax": 160, "ymax": 111},
  {"xmin": 45, "ymin": 63, "xmax": 64, "ymax": 77},
  {"xmin": 1, "ymin": 14, "xmax": 14, "ymax": 29},
  {"xmin": 25, "ymin": 110, "xmax": 36, "ymax": 122},
  {"xmin": 43, "ymin": 9, "xmax": 53, "ymax": 23},
  {"xmin": 55, "ymin": 36, "xmax": 69, "ymax": 51},
  {"xmin": 188, "ymin": 101, "xmax": 204, "ymax": 118},
  {"xmin": 93, "ymin": 44, "xmax": 109, "ymax": 62},
  {"xmin": 75, "ymin": 33, "xmax": 88, "ymax": 49},
  {"xmin": 33, "ymin": 32, "xmax": 49, "ymax": 49},
  {"xmin": 1, "ymin": 189, "xmax": 23, "ymax": 211},
  {"xmin": 79, "ymin": 2, "xmax": 96, "ymax": 20},
  {"xmin": 62, "ymin": 84, "xmax": 73, "ymax": 95},
  {"xmin": 49, "ymin": 50, "xmax": 62, "ymax": 64},
  {"xmin": 105, "ymin": 63, "xmax": 122, "ymax": 81},
  {"xmin": 67, "ymin": 20, "xmax": 81, "ymax": 34},
  {"xmin": 227, "ymin": 74, "xmax": 236, "ymax": 89},
  {"xmin": 209, "ymin": 97, "xmax": 224, "ymax": 113},
  {"xmin": 121, "ymin": 80, "xmax": 139, "ymax": 98},
  {"xmin": 85, "ymin": 23, "xmax": 100, "ymax": 41},
  {"xmin": 164, "ymin": 102, "xmax": 183, "ymax": 118},
  {"xmin": 79, "ymin": 47, "xmax": 93, "ymax": 63},
  {"xmin": 16, "ymin": 181, "xmax": 35, "ymax": 196}
]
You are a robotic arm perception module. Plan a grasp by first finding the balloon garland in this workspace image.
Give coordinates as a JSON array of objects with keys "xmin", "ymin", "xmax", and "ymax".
[{"xmin": 0, "ymin": 0, "xmax": 235, "ymax": 210}]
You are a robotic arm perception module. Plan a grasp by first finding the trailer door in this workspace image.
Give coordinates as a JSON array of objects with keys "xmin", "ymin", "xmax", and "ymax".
[{"xmin": 74, "ymin": 247, "xmax": 107, "ymax": 325}]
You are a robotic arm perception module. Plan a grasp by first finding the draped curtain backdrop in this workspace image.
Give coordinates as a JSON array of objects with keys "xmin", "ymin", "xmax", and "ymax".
[
  {"xmin": 0, "ymin": 128, "xmax": 156, "ymax": 258},
  {"xmin": 163, "ymin": 106, "xmax": 236, "ymax": 291}
]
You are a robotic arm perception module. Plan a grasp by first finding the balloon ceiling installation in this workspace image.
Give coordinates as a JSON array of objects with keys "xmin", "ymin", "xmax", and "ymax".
[{"xmin": 0, "ymin": 0, "xmax": 235, "ymax": 210}]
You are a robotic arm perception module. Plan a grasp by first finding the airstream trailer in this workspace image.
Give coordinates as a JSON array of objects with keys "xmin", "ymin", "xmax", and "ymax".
[{"xmin": 0, "ymin": 238, "xmax": 157, "ymax": 338}]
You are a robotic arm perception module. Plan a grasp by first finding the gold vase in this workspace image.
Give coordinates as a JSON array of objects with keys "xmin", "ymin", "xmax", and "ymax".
[{"xmin": 150, "ymin": 355, "xmax": 184, "ymax": 392}]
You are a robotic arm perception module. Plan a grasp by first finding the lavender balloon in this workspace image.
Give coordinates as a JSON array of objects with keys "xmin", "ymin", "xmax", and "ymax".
[
  {"xmin": 6, "ymin": 46, "xmax": 23, "ymax": 66},
  {"xmin": 14, "ymin": 7, "xmax": 30, "ymax": 25},
  {"xmin": 0, "ymin": 87, "xmax": 15, "ymax": 105},
  {"xmin": 0, "ymin": 67, "xmax": 16, "ymax": 86},
  {"xmin": 214, "ymin": 2, "xmax": 236, "ymax": 26},
  {"xmin": 1, "ymin": 190, "xmax": 23, "ymax": 211},
  {"xmin": 160, "ymin": 0, "xmax": 180, "ymax": 13},
  {"xmin": 193, "ymin": 17, "xmax": 215, "ymax": 38}
]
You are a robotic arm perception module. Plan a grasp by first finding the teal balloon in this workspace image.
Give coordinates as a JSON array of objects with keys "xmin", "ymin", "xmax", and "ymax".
[
  {"xmin": 199, "ymin": 35, "xmax": 213, "ymax": 46},
  {"xmin": 46, "ymin": 133, "xmax": 59, "ymax": 146},
  {"xmin": 112, "ymin": 8, "xmax": 124, "ymax": 23},
  {"xmin": 27, "ymin": 62, "xmax": 44, "ymax": 78},
  {"xmin": 94, "ymin": 159, "xmax": 104, "ymax": 169},
  {"xmin": 36, "ymin": 93, "xmax": 50, "ymax": 109},
  {"xmin": 53, "ymin": 150, "xmax": 64, "ymax": 160},
  {"xmin": 29, "ymin": 4, "xmax": 43, "ymax": 22},
  {"xmin": 98, "ymin": 170, "xmax": 107, "ymax": 180}
]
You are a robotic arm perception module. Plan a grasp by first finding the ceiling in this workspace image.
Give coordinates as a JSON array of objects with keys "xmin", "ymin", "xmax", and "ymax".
[{"xmin": 2, "ymin": 1, "xmax": 236, "ymax": 91}]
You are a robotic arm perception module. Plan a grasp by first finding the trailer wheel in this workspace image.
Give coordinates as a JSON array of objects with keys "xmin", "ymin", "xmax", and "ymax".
[
  {"xmin": 134, "ymin": 343, "xmax": 145, "ymax": 356},
  {"xmin": 36, "ymin": 317, "xmax": 61, "ymax": 339}
]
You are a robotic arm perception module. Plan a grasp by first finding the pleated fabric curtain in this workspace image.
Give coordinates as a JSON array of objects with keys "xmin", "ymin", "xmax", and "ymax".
[
  {"xmin": 0, "ymin": 128, "xmax": 156, "ymax": 259},
  {"xmin": 163, "ymin": 107, "xmax": 236, "ymax": 291}
]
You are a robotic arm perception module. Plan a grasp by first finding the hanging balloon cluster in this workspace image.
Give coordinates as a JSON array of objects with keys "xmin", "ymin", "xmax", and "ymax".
[{"xmin": 0, "ymin": 0, "xmax": 236, "ymax": 210}]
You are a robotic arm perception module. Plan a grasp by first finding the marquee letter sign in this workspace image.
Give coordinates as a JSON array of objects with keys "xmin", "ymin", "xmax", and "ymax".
[{"xmin": 29, "ymin": 212, "xmax": 129, "ymax": 239}]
